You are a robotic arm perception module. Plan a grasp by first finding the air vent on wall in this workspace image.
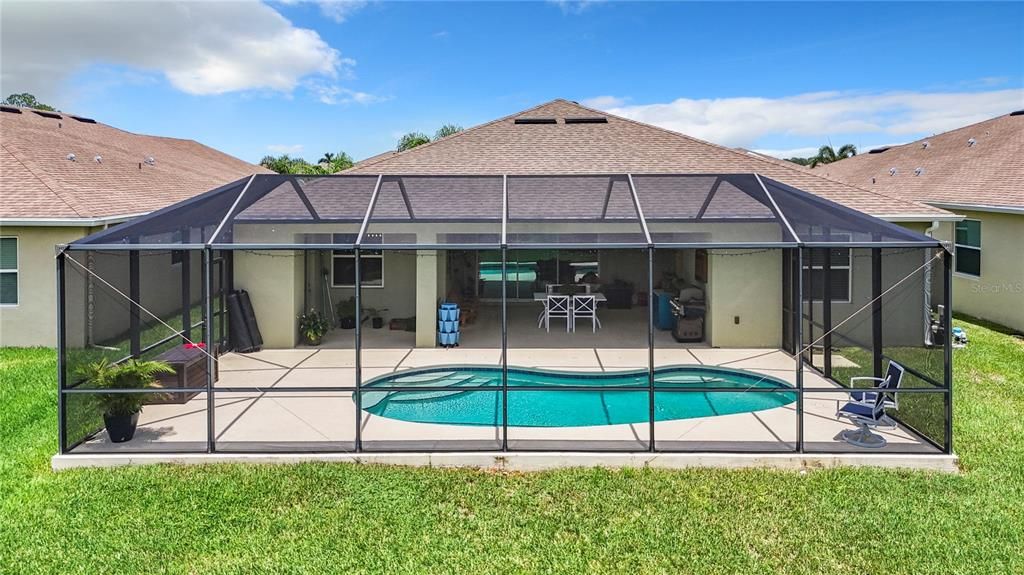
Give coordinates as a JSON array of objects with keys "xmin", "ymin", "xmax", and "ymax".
[
  {"xmin": 0, "ymin": 105, "xmax": 22, "ymax": 114},
  {"xmin": 564, "ymin": 116, "xmax": 608, "ymax": 124},
  {"xmin": 71, "ymin": 115, "xmax": 97, "ymax": 124},
  {"xmin": 514, "ymin": 117, "xmax": 557, "ymax": 125},
  {"xmin": 32, "ymin": 110, "xmax": 63, "ymax": 120}
]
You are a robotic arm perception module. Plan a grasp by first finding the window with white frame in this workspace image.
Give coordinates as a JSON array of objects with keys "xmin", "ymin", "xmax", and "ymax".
[
  {"xmin": 0, "ymin": 237, "xmax": 18, "ymax": 305},
  {"xmin": 954, "ymin": 219, "xmax": 981, "ymax": 277},
  {"xmin": 802, "ymin": 247, "xmax": 852, "ymax": 303},
  {"xmin": 331, "ymin": 233, "xmax": 384, "ymax": 288}
]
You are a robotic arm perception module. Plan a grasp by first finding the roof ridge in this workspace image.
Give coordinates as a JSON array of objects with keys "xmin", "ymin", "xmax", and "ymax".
[
  {"xmin": 886, "ymin": 111, "xmax": 1017, "ymax": 151},
  {"xmin": 575, "ymin": 100, "xmax": 944, "ymax": 215},
  {"xmin": 346, "ymin": 99, "xmax": 574, "ymax": 172},
  {"xmin": 0, "ymin": 140, "xmax": 83, "ymax": 217}
]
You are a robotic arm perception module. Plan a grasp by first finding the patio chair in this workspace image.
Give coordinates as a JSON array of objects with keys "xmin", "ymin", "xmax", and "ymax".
[
  {"xmin": 836, "ymin": 389, "xmax": 892, "ymax": 448},
  {"xmin": 848, "ymin": 360, "xmax": 904, "ymax": 425},
  {"xmin": 836, "ymin": 360, "xmax": 904, "ymax": 447},
  {"xmin": 571, "ymin": 294, "xmax": 601, "ymax": 332},
  {"xmin": 543, "ymin": 295, "xmax": 571, "ymax": 332}
]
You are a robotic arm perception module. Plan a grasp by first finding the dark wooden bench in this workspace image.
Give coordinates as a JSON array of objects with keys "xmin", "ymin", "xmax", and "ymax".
[{"xmin": 149, "ymin": 345, "xmax": 219, "ymax": 404}]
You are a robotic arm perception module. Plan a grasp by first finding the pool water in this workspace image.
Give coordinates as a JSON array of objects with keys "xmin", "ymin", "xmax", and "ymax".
[{"xmin": 360, "ymin": 366, "xmax": 795, "ymax": 427}]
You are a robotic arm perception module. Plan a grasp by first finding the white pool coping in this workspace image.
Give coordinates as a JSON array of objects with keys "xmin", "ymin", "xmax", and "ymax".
[{"xmin": 52, "ymin": 450, "xmax": 959, "ymax": 473}]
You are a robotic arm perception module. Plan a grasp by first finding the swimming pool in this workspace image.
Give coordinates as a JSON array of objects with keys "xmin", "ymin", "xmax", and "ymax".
[{"xmin": 360, "ymin": 366, "xmax": 795, "ymax": 427}]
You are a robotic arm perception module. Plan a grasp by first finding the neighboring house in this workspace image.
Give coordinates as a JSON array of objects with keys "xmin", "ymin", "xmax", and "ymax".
[
  {"xmin": 0, "ymin": 105, "xmax": 268, "ymax": 346},
  {"xmin": 816, "ymin": 111, "xmax": 1024, "ymax": 332}
]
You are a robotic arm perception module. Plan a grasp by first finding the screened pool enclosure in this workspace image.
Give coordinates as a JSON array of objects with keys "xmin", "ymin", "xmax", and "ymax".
[{"xmin": 57, "ymin": 174, "xmax": 953, "ymax": 457}]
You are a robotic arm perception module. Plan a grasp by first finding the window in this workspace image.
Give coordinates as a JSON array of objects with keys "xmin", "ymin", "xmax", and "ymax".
[
  {"xmin": 332, "ymin": 250, "xmax": 383, "ymax": 288},
  {"xmin": 0, "ymin": 237, "xmax": 17, "ymax": 306},
  {"xmin": 954, "ymin": 219, "xmax": 981, "ymax": 277},
  {"xmin": 802, "ymin": 247, "xmax": 851, "ymax": 302}
]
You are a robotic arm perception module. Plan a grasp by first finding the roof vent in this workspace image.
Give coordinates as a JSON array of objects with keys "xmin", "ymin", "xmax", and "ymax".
[
  {"xmin": 514, "ymin": 117, "xmax": 557, "ymax": 125},
  {"xmin": 564, "ymin": 116, "xmax": 608, "ymax": 124},
  {"xmin": 66, "ymin": 153, "xmax": 76, "ymax": 162},
  {"xmin": 871, "ymin": 177, "xmax": 876, "ymax": 184},
  {"xmin": 144, "ymin": 156, "xmax": 156, "ymax": 166},
  {"xmin": 889, "ymin": 167, "xmax": 898, "ymax": 176},
  {"xmin": 1010, "ymin": 110, "xmax": 1024, "ymax": 117},
  {"xmin": 922, "ymin": 141, "xmax": 930, "ymax": 149},
  {"xmin": 32, "ymin": 110, "xmax": 62, "ymax": 120},
  {"xmin": 968, "ymin": 137, "xmax": 976, "ymax": 147},
  {"xmin": 914, "ymin": 167, "xmax": 924, "ymax": 176},
  {"xmin": 868, "ymin": 146, "xmax": 891, "ymax": 154},
  {"xmin": 94, "ymin": 155, "xmax": 102, "ymax": 164},
  {"xmin": 0, "ymin": 105, "xmax": 22, "ymax": 114},
  {"xmin": 71, "ymin": 115, "xmax": 97, "ymax": 124}
]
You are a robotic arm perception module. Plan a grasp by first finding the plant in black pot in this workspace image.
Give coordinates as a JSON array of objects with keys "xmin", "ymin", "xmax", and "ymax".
[
  {"xmin": 298, "ymin": 309, "xmax": 329, "ymax": 345},
  {"xmin": 366, "ymin": 307, "xmax": 388, "ymax": 329},
  {"xmin": 337, "ymin": 297, "xmax": 357, "ymax": 329},
  {"xmin": 77, "ymin": 358, "xmax": 175, "ymax": 443}
]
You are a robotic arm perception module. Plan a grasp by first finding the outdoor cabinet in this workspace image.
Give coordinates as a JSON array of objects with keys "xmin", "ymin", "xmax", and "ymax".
[{"xmin": 149, "ymin": 346, "xmax": 219, "ymax": 404}]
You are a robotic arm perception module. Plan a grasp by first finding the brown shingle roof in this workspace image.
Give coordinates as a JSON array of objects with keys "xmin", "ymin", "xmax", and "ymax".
[
  {"xmin": 347, "ymin": 99, "xmax": 949, "ymax": 219},
  {"xmin": 815, "ymin": 111, "xmax": 1024, "ymax": 210},
  {"xmin": 0, "ymin": 107, "xmax": 269, "ymax": 219}
]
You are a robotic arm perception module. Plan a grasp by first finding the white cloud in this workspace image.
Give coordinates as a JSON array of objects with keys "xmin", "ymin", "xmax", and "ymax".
[
  {"xmin": 308, "ymin": 82, "xmax": 390, "ymax": 105},
  {"xmin": 588, "ymin": 89, "xmax": 1024, "ymax": 148},
  {"xmin": 581, "ymin": 95, "xmax": 629, "ymax": 108},
  {"xmin": 267, "ymin": 144, "xmax": 305, "ymax": 154},
  {"xmin": 316, "ymin": 0, "xmax": 369, "ymax": 23},
  {"xmin": 547, "ymin": 0, "xmax": 606, "ymax": 15},
  {"xmin": 0, "ymin": 0, "xmax": 374, "ymax": 104}
]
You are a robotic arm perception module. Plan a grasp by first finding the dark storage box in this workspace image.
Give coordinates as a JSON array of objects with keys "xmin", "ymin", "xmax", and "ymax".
[{"xmin": 149, "ymin": 345, "xmax": 219, "ymax": 404}]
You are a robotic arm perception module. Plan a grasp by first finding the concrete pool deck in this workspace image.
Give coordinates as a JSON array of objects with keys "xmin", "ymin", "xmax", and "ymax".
[{"xmin": 53, "ymin": 347, "xmax": 958, "ymax": 472}]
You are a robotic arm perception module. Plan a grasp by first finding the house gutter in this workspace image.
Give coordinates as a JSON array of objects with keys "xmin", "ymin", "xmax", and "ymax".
[
  {"xmin": 924, "ymin": 202, "xmax": 1024, "ymax": 216},
  {"xmin": 876, "ymin": 213, "xmax": 963, "ymax": 222},
  {"xmin": 0, "ymin": 213, "xmax": 148, "ymax": 227}
]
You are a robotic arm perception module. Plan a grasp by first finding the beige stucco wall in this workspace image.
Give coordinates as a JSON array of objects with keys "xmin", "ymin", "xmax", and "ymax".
[
  {"xmin": 0, "ymin": 226, "xmax": 92, "ymax": 347},
  {"xmin": 706, "ymin": 249, "xmax": 783, "ymax": 348},
  {"xmin": 943, "ymin": 211, "xmax": 1024, "ymax": 332},
  {"xmin": 233, "ymin": 250, "xmax": 304, "ymax": 348}
]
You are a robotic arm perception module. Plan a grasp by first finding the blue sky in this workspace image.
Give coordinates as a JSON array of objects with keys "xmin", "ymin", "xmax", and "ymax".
[{"xmin": 3, "ymin": 1, "xmax": 1022, "ymax": 163}]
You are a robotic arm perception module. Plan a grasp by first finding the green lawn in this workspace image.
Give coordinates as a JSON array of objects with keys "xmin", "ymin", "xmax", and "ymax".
[{"xmin": 1, "ymin": 316, "xmax": 1022, "ymax": 574}]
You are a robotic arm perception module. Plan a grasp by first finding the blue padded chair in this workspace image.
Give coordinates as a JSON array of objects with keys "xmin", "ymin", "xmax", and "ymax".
[{"xmin": 836, "ymin": 360, "xmax": 905, "ymax": 448}]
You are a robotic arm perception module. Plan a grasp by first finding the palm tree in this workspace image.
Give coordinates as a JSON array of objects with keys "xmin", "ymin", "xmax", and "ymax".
[
  {"xmin": 320, "ymin": 151, "xmax": 353, "ymax": 173},
  {"xmin": 319, "ymin": 152, "xmax": 336, "ymax": 165},
  {"xmin": 434, "ymin": 124, "xmax": 463, "ymax": 140},
  {"xmin": 809, "ymin": 144, "xmax": 857, "ymax": 168},
  {"xmin": 397, "ymin": 132, "xmax": 431, "ymax": 152}
]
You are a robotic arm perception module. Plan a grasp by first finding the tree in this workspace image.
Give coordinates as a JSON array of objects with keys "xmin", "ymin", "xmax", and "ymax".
[
  {"xmin": 318, "ymin": 151, "xmax": 353, "ymax": 174},
  {"xmin": 434, "ymin": 124, "xmax": 463, "ymax": 140},
  {"xmin": 2, "ymin": 92, "xmax": 57, "ymax": 111},
  {"xmin": 785, "ymin": 157, "xmax": 812, "ymax": 167},
  {"xmin": 397, "ymin": 132, "xmax": 431, "ymax": 152},
  {"xmin": 259, "ymin": 154, "xmax": 324, "ymax": 175},
  {"xmin": 808, "ymin": 144, "xmax": 857, "ymax": 168}
]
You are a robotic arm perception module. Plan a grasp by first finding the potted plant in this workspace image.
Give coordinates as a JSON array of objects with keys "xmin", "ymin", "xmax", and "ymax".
[
  {"xmin": 77, "ymin": 358, "xmax": 175, "ymax": 443},
  {"xmin": 366, "ymin": 307, "xmax": 388, "ymax": 329},
  {"xmin": 337, "ymin": 297, "xmax": 357, "ymax": 329},
  {"xmin": 298, "ymin": 309, "xmax": 329, "ymax": 345}
]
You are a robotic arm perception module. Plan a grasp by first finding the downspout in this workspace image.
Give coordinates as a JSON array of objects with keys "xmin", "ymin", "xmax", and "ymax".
[{"xmin": 923, "ymin": 220, "xmax": 939, "ymax": 346}]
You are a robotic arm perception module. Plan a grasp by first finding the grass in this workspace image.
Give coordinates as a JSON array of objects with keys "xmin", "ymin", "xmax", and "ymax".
[{"xmin": 1, "ymin": 316, "xmax": 1022, "ymax": 574}]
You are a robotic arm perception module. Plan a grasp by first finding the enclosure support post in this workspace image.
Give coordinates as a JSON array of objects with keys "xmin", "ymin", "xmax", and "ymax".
[
  {"xmin": 806, "ymin": 249, "xmax": 814, "ymax": 367},
  {"xmin": 56, "ymin": 252, "xmax": 67, "ymax": 454},
  {"xmin": 943, "ymin": 249, "xmax": 954, "ymax": 454},
  {"xmin": 501, "ymin": 246, "xmax": 509, "ymax": 452},
  {"xmin": 871, "ymin": 248, "xmax": 883, "ymax": 378},
  {"xmin": 795, "ymin": 248, "xmax": 804, "ymax": 453},
  {"xmin": 354, "ymin": 247, "xmax": 363, "ymax": 453},
  {"xmin": 180, "ymin": 250, "xmax": 191, "ymax": 343},
  {"xmin": 647, "ymin": 247, "xmax": 656, "ymax": 452},
  {"xmin": 823, "ymin": 247, "xmax": 832, "ymax": 378},
  {"xmin": 129, "ymin": 249, "xmax": 141, "ymax": 357},
  {"xmin": 202, "ymin": 248, "xmax": 215, "ymax": 453}
]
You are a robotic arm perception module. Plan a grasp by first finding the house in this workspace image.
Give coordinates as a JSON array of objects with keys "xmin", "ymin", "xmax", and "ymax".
[
  {"xmin": 53, "ymin": 99, "xmax": 957, "ymax": 468},
  {"xmin": 816, "ymin": 111, "xmax": 1024, "ymax": 332},
  {"xmin": 0, "ymin": 105, "xmax": 269, "ymax": 346}
]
